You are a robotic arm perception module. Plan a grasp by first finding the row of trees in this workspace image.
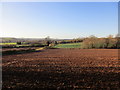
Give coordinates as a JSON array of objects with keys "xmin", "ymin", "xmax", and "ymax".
[
  {"xmin": 58, "ymin": 39, "xmax": 83, "ymax": 44},
  {"xmin": 81, "ymin": 35, "xmax": 120, "ymax": 49}
]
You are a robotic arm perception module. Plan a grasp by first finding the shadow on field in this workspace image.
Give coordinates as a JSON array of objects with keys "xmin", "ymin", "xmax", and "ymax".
[
  {"xmin": 2, "ymin": 67, "xmax": 120, "ymax": 89},
  {"xmin": 2, "ymin": 49, "xmax": 42, "ymax": 56}
]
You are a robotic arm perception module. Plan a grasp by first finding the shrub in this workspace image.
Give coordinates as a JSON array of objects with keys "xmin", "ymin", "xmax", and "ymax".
[{"xmin": 17, "ymin": 42, "xmax": 22, "ymax": 45}]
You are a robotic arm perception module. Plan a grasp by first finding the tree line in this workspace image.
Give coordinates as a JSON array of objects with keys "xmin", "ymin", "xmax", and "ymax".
[{"xmin": 81, "ymin": 35, "xmax": 120, "ymax": 49}]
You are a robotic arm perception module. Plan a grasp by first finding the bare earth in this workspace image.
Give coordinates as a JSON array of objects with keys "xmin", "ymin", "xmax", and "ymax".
[{"xmin": 2, "ymin": 49, "xmax": 120, "ymax": 89}]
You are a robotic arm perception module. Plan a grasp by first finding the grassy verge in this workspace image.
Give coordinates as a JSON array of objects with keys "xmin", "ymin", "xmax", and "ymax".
[{"xmin": 54, "ymin": 43, "xmax": 82, "ymax": 48}]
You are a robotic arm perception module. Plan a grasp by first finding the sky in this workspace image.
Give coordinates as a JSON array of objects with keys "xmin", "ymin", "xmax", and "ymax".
[{"xmin": 1, "ymin": 2, "xmax": 118, "ymax": 39}]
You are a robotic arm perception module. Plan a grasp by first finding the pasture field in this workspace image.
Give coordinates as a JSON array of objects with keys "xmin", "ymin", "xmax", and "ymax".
[
  {"xmin": 54, "ymin": 43, "xmax": 82, "ymax": 48},
  {"xmin": 2, "ymin": 49, "xmax": 120, "ymax": 89}
]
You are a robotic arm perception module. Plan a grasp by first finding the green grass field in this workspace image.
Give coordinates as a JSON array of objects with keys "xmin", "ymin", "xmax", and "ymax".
[
  {"xmin": 0, "ymin": 43, "xmax": 17, "ymax": 45},
  {"xmin": 54, "ymin": 43, "xmax": 82, "ymax": 48}
]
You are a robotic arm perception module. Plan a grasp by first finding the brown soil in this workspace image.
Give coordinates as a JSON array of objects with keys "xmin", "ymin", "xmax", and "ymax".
[{"xmin": 2, "ymin": 49, "xmax": 120, "ymax": 89}]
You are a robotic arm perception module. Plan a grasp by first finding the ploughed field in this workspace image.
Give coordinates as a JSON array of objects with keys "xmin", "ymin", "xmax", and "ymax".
[{"xmin": 2, "ymin": 49, "xmax": 120, "ymax": 89}]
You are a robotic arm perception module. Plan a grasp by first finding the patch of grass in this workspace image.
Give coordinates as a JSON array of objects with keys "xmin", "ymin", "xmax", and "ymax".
[
  {"xmin": 54, "ymin": 43, "xmax": 82, "ymax": 48},
  {"xmin": 35, "ymin": 47, "xmax": 44, "ymax": 51},
  {"xmin": 16, "ymin": 45, "xmax": 30, "ymax": 47}
]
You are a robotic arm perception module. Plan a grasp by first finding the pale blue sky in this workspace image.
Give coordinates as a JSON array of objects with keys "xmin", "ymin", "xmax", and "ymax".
[{"xmin": 1, "ymin": 2, "xmax": 118, "ymax": 39}]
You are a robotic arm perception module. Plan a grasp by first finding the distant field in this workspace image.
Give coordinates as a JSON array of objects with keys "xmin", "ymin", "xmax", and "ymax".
[
  {"xmin": 0, "ymin": 43, "xmax": 17, "ymax": 45},
  {"xmin": 54, "ymin": 43, "xmax": 82, "ymax": 48}
]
